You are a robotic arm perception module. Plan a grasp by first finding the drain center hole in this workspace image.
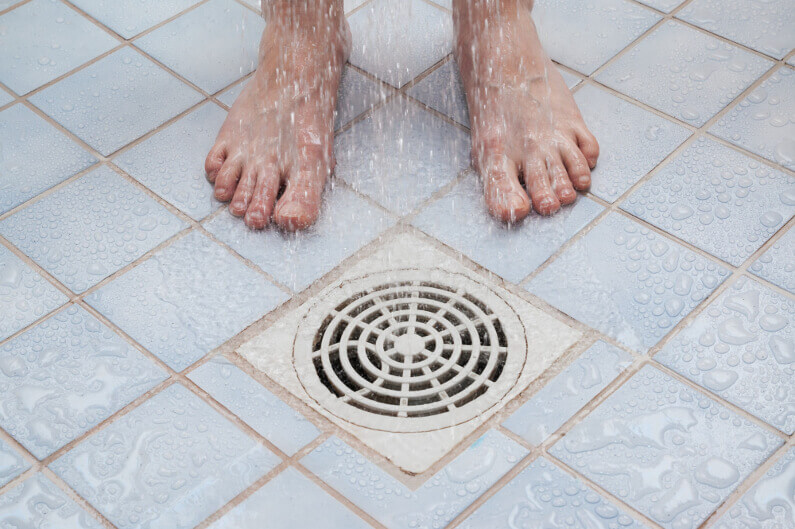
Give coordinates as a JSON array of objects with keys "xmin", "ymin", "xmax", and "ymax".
[{"xmin": 393, "ymin": 333, "xmax": 426, "ymax": 358}]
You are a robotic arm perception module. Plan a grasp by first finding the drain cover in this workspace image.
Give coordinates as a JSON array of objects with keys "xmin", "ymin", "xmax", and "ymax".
[{"xmin": 294, "ymin": 269, "xmax": 527, "ymax": 432}]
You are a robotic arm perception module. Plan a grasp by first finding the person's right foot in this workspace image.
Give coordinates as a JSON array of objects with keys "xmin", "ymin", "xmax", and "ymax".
[{"xmin": 205, "ymin": 2, "xmax": 350, "ymax": 231}]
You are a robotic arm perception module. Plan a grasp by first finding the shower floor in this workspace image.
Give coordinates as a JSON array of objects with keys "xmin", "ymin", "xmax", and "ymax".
[{"xmin": 0, "ymin": 0, "xmax": 793, "ymax": 528}]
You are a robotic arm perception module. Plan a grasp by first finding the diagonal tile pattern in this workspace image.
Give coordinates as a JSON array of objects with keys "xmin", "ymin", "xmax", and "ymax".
[
  {"xmin": 0, "ymin": 438, "xmax": 28, "ymax": 487},
  {"xmin": 0, "ymin": 473, "xmax": 103, "ymax": 528},
  {"xmin": 69, "ymin": 0, "xmax": 203, "ymax": 39},
  {"xmin": 750, "ymin": 227, "xmax": 794, "ymax": 294}
]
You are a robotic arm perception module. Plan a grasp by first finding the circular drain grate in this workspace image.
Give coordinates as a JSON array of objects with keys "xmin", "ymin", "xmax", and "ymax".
[{"xmin": 294, "ymin": 269, "xmax": 527, "ymax": 433}]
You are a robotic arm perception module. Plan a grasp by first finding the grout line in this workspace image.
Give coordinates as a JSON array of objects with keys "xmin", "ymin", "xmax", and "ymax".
[{"xmin": 41, "ymin": 466, "xmax": 119, "ymax": 529}]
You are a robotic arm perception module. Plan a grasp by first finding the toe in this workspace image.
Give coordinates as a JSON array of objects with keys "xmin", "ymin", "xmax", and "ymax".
[
  {"xmin": 575, "ymin": 127, "xmax": 600, "ymax": 169},
  {"xmin": 560, "ymin": 140, "xmax": 591, "ymax": 191},
  {"xmin": 214, "ymin": 159, "xmax": 243, "ymax": 202},
  {"xmin": 244, "ymin": 165, "xmax": 280, "ymax": 229},
  {"xmin": 548, "ymin": 152, "xmax": 577, "ymax": 206},
  {"xmin": 523, "ymin": 154, "xmax": 560, "ymax": 215},
  {"xmin": 229, "ymin": 165, "xmax": 257, "ymax": 216},
  {"xmin": 273, "ymin": 170, "xmax": 326, "ymax": 231},
  {"xmin": 205, "ymin": 143, "xmax": 227, "ymax": 183},
  {"xmin": 479, "ymin": 155, "xmax": 530, "ymax": 223}
]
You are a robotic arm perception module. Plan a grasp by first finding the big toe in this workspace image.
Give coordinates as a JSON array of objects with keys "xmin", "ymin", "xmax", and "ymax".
[
  {"xmin": 272, "ymin": 171, "xmax": 325, "ymax": 232},
  {"xmin": 273, "ymin": 200, "xmax": 320, "ymax": 231}
]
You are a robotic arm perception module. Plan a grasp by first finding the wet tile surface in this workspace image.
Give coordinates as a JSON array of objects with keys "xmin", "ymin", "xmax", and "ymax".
[
  {"xmin": 623, "ymin": 137, "xmax": 794, "ymax": 267},
  {"xmin": 575, "ymin": 84, "xmax": 691, "ymax": 202},
  {"xmin": 413, "ymin": 173, "xmax": 604, "ymax": 283},
  {"xmin": 503, "ymin": 341, "xmax": 633, "ymax": 446},
  {"xmin": 460, "ymin": 456, "xmax": 649, "ymax": 529},
  {"xmin": 0, "ymin": 104, "xmax": 96, "ymax": 214},
  {"xmin": 0, "ymin": 438, "xmax": 28, "ymax": 487},
  {"xmin": 634, "ymin": 0, "xmax": 685, "ymax": 12},
  {"xmin": 50, "ymin": 384, "xmax": 279, "ymax": 529},
  {"xmin": 0, "ymin": 88, "xmax": 12, "ymax": 107},
  {"xmin": 209, "ymin": 467, "xmax": 372, "ymax": 529},
  {"xmin": 85, "ymin": 231, "xmax": 287, "ymax": 371},
  {"xmin": 69, "ymin": 0, "xmax": 203, "ymax": 39},
  {"xmin": 335, "ymin": 66, "xmax": 386, "ymax": 130},
  {"xmin": 528, "ymin": 212, "xmax": 730, "ymax": 352},
  {"xmin": 0, "ymin": 305, "xmax": 167, "ymax": 459},
  {"xmin": 0, "ymin": 166, "xmax": 187, "ymax": 293},
  {"xmin": 188, "ymin": 357, "xmax": 320, "ymax": 455},
  {"xmin": 750, "ymin": 227, "xmax": 794, "ymax": 294},
  {"xmin": 302, "ymin": 431, "xmax": 528, "ymax": 529},
  {"xmin": 30, "ymin": 47, "xmax": 202, "ymax": 156},
  {"xmin": 656, "ymin": 276, "xmax": 795, "ymax": 434},
  {"xmin": 0, "ymin": 244, "xmax": 67, "ymax": 342},
  {"xmin": 135, "ymin": 0, "xmax": 264, "ymax": 94},
  {"xmin": 710, "ymin": 67, "xmax": 795, "ymax": 171},
  {"xmin": 407, "ymin": 60, "xmax": 469, "ymax": 127},
  {"xmin": 0, "ymin": 0, "xmax": 117, "ymax": 95},
  {"xmin": 114, "ymin": 102, "xmax": 226, "ymax": 220},
  {"xmin": 550, "ymin": 365, "xmax": 783, "ymax": 529},
  {"xmin": 597, "ymin": 21, "xmax": 772, "ymax": 126},
  {"xmin": 534, "ymin": 0, "xmax": 661, "ymax": 75},
  {"xmin": 0, "ymin": 473, "xmax": 103, "ymax": 528}
]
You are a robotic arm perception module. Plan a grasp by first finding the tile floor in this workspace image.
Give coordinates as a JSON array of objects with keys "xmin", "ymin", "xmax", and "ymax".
[{"xmin": 0, "ymin": 0, "xmax": 792, "ymax": 528}]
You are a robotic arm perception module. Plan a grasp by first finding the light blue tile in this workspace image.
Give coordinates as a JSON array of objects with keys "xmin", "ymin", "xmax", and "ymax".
[
  {"xmin": 750, "ymin": 227, "xmax": 794, "ymax": 294},
  {"xmin": 85, "ymin": 231, "xmax": 287, "ymax": 370},
  {"xmin": 413, "ymin": 173, "xmax": 603, "ymax": 283},
  {"xmin": 534, "ymin": 0, "xmax": 661, "ymax": 75},
  {"xmin": 209, "ymin": 467, "xmax": 372, "ymax": 529},
  {"xmin": 527, "ymin": 212, "xmax": 729, "ymax": 353},
  {"xmin": 407, "ymin": 60, "xmax": 469, "ymax": 128},
  {"xmin": 0, "ymin": 88, "xmax": 12, "ymax": 107},
  {"xmin": 575, "ymin": 84, "xmax": 691, "ymax": 202},
  {"xmin": 0, "ymin": 104, "xmax": 96, "ymax": 214},
  {"xmin": 335, "ymin": 66, "xmax": 386, "ymax": 129},
  {"xmin": 634, "ymin": 0, "xmax": 684, "ymax": 12},
  {"xmin": 0, "ymin": 0, "xmax": 117, "ymax": 95},
  {"xmin": 460, "ymin": 456, "xmax": 649, "ymax": 529},
  {"xmin": 0, "ymin": 245, "xmax": 67, "ymax": 342},
  {"xmin": 0, "ymin": 438, "xmax": 29, "ymax": 487},
  {"xmin": 348, "ymin": 0, "xmax": 453, "ymax": 88},
  {"xmin": 205, "ymin": 184, "xmax": 393, "ymax": 291},
  {"xmin": 550, "ymin": 365, "xmax": 783, "ymax": 529},
  {"xmin": 622, "ymin": 137, "xmax": 794, "ymax": 267},
  {"xmin": 0, "ymin": 0, "xmax": 23, "ymax": 11},
  {"xmin": 69, "ymin": 0, "xmax": 203, "ymax": 39},
  {"xmin": 656, "ymin": 276, "xmax": 795, "ymax": 434},
  {"xmin": 238, "ymin": 0, "xmax": 260, "ymax": 11},
  {"xmin": 114, "ymin": 102, "xmax": 226, "ymax": 220},
  {"xmin": 216, "ymin": 79, "xmax": 247, "ymax": 107},
  {"xmin": 50, "ymin": 384, "xmax": 279, "ymax": 529},
  {"xmin": 0, "ymin": 305, "xmax": 167, "ymax": 459},
  {"xmin": 344, "ymin": 0, "xmax": 367, "ymax": 13},
  {"xmin": 335, "ymin": 99, "xmax": 469, "ymax": 215},
  {"xmin": 188, "ymin": 357, "xmax": 319, "ymax": 455},
  {"xmin": 597, "ymin": 21, "xmax": 772, "ymax": 126},
  {"xmin": 557, "ymin": 67, "xmax": 582, "ymax": 89},
  {"xmin": 503, "ymin": 341, "xmax": 632, "ymax": 446},
  {"xmin": 302, "ymin": 430, "xmax": 528, "ymax": 529},
  {"xmin": 678, "ymin": 0, "xmax": 794, "ymax": 60},
  {"xmin": 710, "ymin": 67, "xmax": 795, "ymax": 171},
  {"xmin": 30, "ymin": 47, "xmax": 202, "ymax": 156},
  {"xmin": 0, "ymin": 166, "xmax": 187, "ymax": 293},
  {"xmin": 0, "ymin": 473, "xmax": 103, "ymax": 528},
  {"xmin": 135, "ymin": 0, "xmax": 265, "ymax": 94},
  {"xmin": 713, "ymin": 446, "xmax": 794, "ymax": 529}
]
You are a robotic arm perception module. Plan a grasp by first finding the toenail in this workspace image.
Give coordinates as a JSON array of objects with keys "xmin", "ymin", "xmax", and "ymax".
[
  {"xmin": 278, "ymin": 202, "xmax": 302, "ymax": 218},
  {"xmin": 541, "ymin": 197, "xmax": 554, "ymax": 208},
  {"xmin": 509, "ymin": 195, "xmax": 526, "ymax": 211},
  {"xmin": 215, "ymin": 187, "xmax": 225, "ymax": 196}
]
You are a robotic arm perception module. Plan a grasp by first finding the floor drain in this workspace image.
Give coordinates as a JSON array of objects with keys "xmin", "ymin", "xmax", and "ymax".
[{"xmin": 294, "ymin": 269, "xmax": 527, "ymax": 432}]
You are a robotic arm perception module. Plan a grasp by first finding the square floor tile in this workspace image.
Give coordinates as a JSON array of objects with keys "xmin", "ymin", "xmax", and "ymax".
[
  {"xmin": 527, "ymin": 212, "xmax": 730, "ymax": 352},
  {"xmin": 0, "ymin": 104, "xmax": 96, "ymax": 214},
  {"xmin": 302, "ymin": 431, "xmax": 528, "ymax": 529},
  {"xmin": 413, "ymin": 172, "xmax": 603, "ymax": 283},
  {"xmin": 634, "ymin": 0, "xmax": 685, "ymax": 12},
  {"xmin": 575, "ymin": 84, "xmax": 691, "ymax": 202},
  {"xmin": 750, "ymin": 227, "xmax": 794, "ymax": 294},
  {"xmin": 50, "ymin": 384, "xmax": 279, "ymax": 529},
  {"xmin": 710, "ymin": 67, "xmax": 795, "ymax": 171},
  {"xmin": 205, "ymin": 184, "xmax": 394, "ymax": 292},
  {"xmin": 550, "ymin": 365, "xmax": 783, "ymax": 529},
  {"xmin": 69, "ymin": 0, "xmax": 203, "ymax": 39},
  {"xmin": 348, "ymin": 0, "xmax": 453, "ymax": 88},
  {"xmin": 209, "ymin": 467, "xmax": 371, "ymax": 529},
  {"xmin": 335, "ymin": 99, "xmax": 469, "ymax": 215},
  {"xmin": 0, "ymin": 0, "xmax": 117, "ymax": 95},
  {"xmin": 656, "ymin": 276, "xmax": 794, "ymax": 434},
  {"xmin": 30, "ymin": 47, "xmax": 202, "ymax": 156},
  {"xmin": 0, "ymin": 438, "xmax": 29, "ymax": 487},
  {"xmin": 335, "ymin": 66, "xmax": 386, "ymax": 130},
  {"xmin": 0, "ymin": 245, "xmax": 67, "ymax": 342},
  {"xmin": 0, "ymin": 88, "xmax": 13, "ymax": 107},
  {"xmin": 0, "ymin": 473, "xmax": 103, "ymax": 528},
  {"xmin": 114, "ymin": 102, "xmax": 226, "ymax": 220},
  {"xmin": 678, "ymin": 0, "xmax": 794, "ymax": 60},
  {"xmin": 534, "ymin": 0, "xmax": 661, "ymax": 75},
  {"xmin": 85, "ymin": 231, "xmax": 286, "ymax": 370},
  {"xmin": 407, "ymin": 60, "xmax": 469, "ymax": 127},
  {"xmin": 188, "ymin": 357, "xmax": 320, "ymax": 455},
  {"xmin": 0, "ymin": 166, "xmax": 187, "ymax": 293},
  {"xmin": 135, "ymin": 0, "xmax": 264, "ymax": 94},
  {"xmin": 622, "ymin": 137, "xmax": 794, "ymax": 267},
  {"xmin": 713, "ymin": 446, "xmax": 794, "ymax": 529},
  {"xmin": 460, "ymin": 456, "xmax": 649, "ymax": 528},
  {"xmin": 597, "ymin": 21, "xmax": 772, "ymax": 126},
  {"xmin": 502, "ymin": 340, "xmax": 632, "ymax": 446},
  {"xmin": 0, "ymin": 305, "xmax": 167, "ymax": 459}
]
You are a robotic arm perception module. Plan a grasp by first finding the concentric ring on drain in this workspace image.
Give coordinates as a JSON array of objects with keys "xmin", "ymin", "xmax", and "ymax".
[{"xmin": 293, "ymin": 269, "xmax": 527, "ymax": 433}]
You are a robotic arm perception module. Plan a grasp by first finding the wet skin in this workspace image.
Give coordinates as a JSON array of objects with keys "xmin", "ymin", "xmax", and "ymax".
[{"xmin": 206, "ymin": 0, "xmax": 599, "ymax": 230}]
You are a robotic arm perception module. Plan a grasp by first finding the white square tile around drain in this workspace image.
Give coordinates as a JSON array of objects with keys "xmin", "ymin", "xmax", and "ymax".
[{"xmin": 237, "ymin": 232, "xmax": 581, "ymax": 474}]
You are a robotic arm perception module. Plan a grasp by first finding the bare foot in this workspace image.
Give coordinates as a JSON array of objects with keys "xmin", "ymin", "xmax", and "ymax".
[
  {"xmin": 205, "ymin": 1, "xmax": 351, "ymax": 230},
  {"xmin": 453, "ymin": 0, "xmax": 599, "ymax": 222}
]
